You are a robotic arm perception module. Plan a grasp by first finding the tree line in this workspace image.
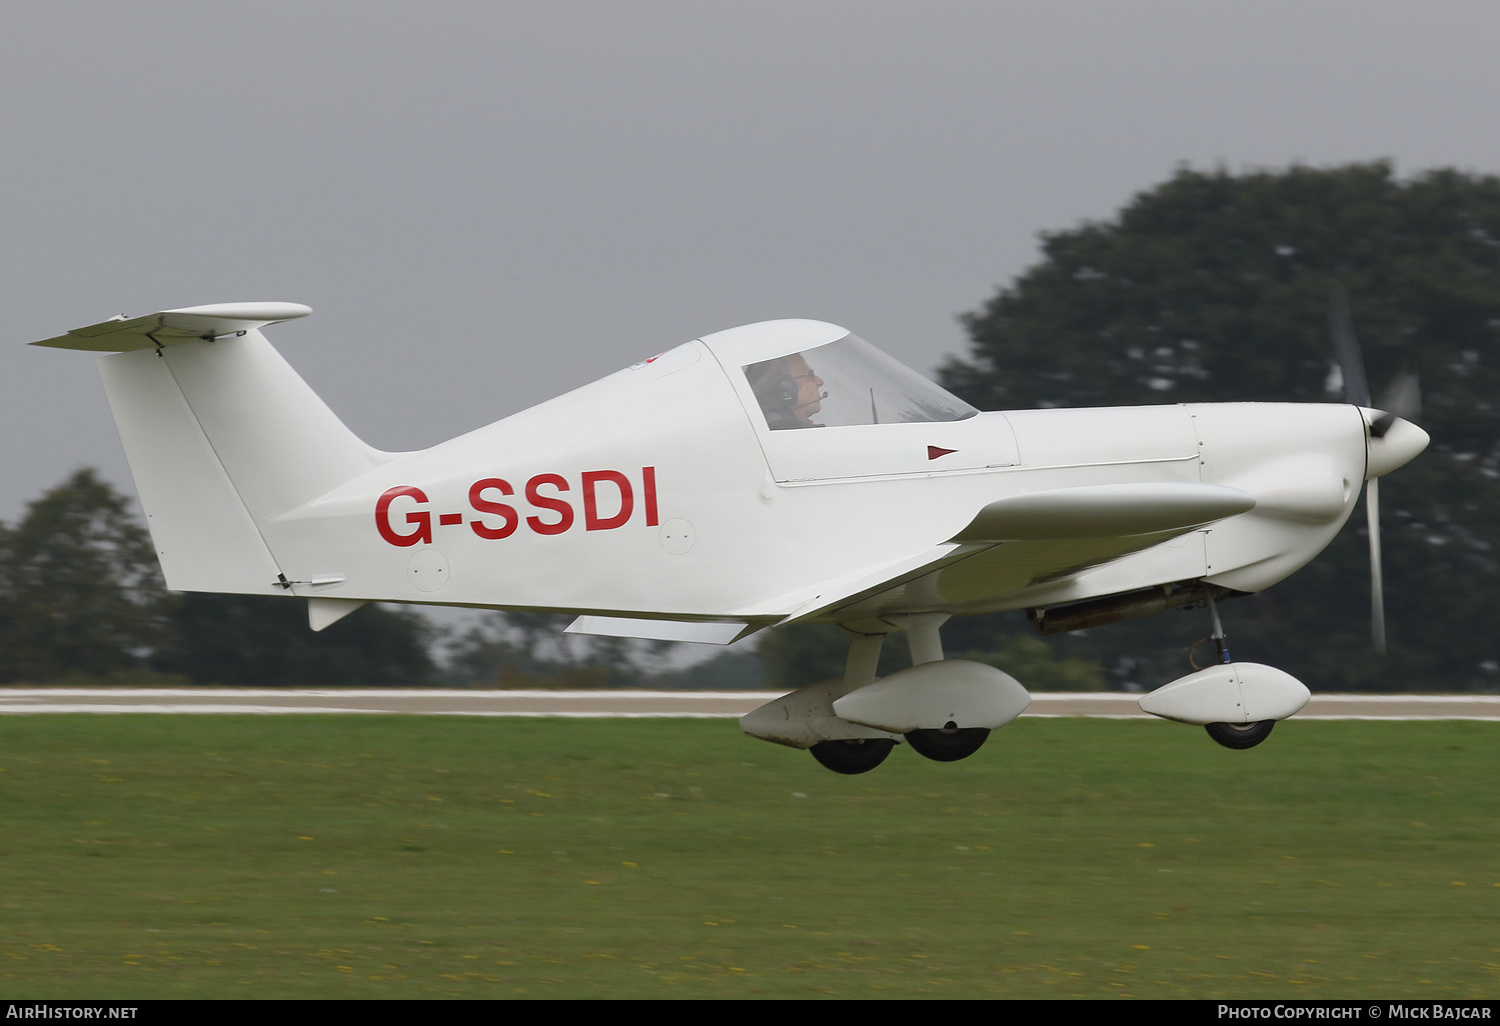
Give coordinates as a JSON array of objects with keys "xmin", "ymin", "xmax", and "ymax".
[
  {"xmin": 0, "ymin": 468, "xmax": 437, "ymax": 686},
  {"xmin": 940, "ymin": 161, "xmax": 1500, "ymax": 692}
]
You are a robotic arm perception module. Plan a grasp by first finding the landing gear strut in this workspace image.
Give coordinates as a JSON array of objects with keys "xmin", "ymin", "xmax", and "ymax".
[{"xmin": 1195, "ymin": 588, "xmax": 1276, "ymax": 751}]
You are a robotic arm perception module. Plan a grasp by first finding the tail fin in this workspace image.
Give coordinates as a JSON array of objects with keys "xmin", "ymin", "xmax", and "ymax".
[{"xmin": 36, "ymin": 303, "xmax": 394, "ymax": 596}]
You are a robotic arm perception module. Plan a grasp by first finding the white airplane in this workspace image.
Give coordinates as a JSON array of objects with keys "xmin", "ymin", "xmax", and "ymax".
[{"xmin": 34, "ymin": 301, "xmax": 1428, "ymax": 773}]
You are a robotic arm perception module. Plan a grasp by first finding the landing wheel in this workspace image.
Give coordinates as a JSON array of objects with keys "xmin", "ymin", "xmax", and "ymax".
[
  {"xmin": 1205, "ymin": 720, "xmax": 1275, "ymax": 750},
  {"xmin": 905, "ymin": 725, "xmax": 991, "ymax": 762},
  {"xmin": 809, "ymin": 737, "xmax": 895, "ymax": 775}
]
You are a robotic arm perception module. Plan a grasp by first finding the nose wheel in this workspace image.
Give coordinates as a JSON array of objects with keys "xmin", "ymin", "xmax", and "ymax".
[{"xmin": 1205, "ymin": 720, "xmax": 1275, "ymax": 750}]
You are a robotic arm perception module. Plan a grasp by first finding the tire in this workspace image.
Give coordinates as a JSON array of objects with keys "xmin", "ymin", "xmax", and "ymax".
[
  {"xmin": 809, "ymin": 737, "xmax": 895, "ymax": 774},
  {"xmin": 1205, "ymin": 719, "xmax": 1275, "ymax": 750},
  {"xmin": 905, "ymin": 726, "xmax": 991, "ymax": 762}
]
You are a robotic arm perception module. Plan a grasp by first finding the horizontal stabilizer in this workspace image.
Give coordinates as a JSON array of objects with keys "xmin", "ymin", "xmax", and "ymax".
[
  {"xmin": 31, "ymin": 302, "xmax": 311, "ymax": 352},
  {"xmin": 952, "ymin": 483, "xmax": 1255, "ymax": 542}
]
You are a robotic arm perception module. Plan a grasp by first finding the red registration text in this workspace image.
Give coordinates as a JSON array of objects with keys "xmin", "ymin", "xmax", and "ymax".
[{"xmin": 377, "ymin": 467, "xmax": 659, "ymax": 547}]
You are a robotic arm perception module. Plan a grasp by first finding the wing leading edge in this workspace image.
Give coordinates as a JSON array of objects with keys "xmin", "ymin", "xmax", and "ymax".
[{"xmin": 774, "ymin": 482, "xmax": 1256, "ymax": 626}]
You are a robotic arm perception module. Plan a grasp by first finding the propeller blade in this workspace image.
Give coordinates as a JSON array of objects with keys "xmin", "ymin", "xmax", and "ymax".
[
  {"xmin": 1330, "ymin": 288, "xmax": 1396, "ymax": 653},
  {"xmin": 1329, "ymin": 285, "xmax": 1372, "ymax": 408},
  {"xmin": 1366, "ymin": 477, "xmax": 1386, "ymax": 655}
]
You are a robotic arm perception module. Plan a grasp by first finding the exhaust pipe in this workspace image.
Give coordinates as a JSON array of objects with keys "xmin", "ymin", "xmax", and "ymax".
[{"xmin": 1028, "ymin": 581, "xmax": 1243, "ymax": 636}]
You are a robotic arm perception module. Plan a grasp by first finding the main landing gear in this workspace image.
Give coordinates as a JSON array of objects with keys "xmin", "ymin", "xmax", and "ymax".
[
  {"xmin": 810, "ymin": 727, "xmax": 997, "ymax": 773},
  {"xmin": 738, "ymin": 614, "xmax": 1031, "ymax": 774},
  {"xmin": 790, "ymin": 614, "xmax": 1027, "ymax": 773},
  {"xmin": 809, "ymin": 737, "xmax": 896, "ymax": 774},
  {"xmin": 905, "ymin": 723, "xmax": 992, "ymax": 762}
]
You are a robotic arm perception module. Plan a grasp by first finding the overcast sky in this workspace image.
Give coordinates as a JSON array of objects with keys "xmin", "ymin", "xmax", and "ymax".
[{"xmin": 3, "ymin": 1, "xmax": 1499, "ymax": 524}]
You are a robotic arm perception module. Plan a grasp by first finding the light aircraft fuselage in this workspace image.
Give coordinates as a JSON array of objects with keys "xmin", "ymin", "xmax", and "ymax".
[{"xmin": 35, "ymin": 304, "xmax": 1428, "ymax": 770}]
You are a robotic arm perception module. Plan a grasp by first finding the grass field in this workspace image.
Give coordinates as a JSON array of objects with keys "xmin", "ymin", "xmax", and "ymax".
[{"xmin": 0, "ymin": 714, "xmax": 1496, "ymax": 999}]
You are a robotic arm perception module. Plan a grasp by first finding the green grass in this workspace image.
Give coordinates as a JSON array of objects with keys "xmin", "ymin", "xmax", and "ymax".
[{"xmin": 0, "ymin": 715, "xmax": 1497, "ymax": 999}]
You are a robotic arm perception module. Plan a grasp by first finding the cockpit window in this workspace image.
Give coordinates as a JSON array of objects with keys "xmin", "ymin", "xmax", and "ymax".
[{"xmin": 742, "ymin": 333, "xmax": 978, "ymax": 431}]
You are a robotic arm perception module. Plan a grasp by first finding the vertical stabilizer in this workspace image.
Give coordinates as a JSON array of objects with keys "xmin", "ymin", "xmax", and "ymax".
[
  {"xmin": 152, "ymin": 331, "xmax": 392, "ymax": 521},
  {"xmin": 81, "ymin": 310, "xmax": 395, "ymax": 595}
]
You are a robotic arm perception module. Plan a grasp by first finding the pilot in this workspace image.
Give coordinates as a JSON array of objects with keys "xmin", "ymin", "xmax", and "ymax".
[{"xmin": 745, "ymin": 352, "xmax": 826, "ymax": 430}]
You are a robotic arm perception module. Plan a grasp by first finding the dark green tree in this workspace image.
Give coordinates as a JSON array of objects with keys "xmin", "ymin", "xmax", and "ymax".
[
  {"xmin": 754, "ymin": 623, "xmax": 850, "ymax": 690},
  {"xmin": 756, "ymin": 621, "xmax": 1103, "ymax": 691},
  {"xmin": 446, "ymin": 611, "xmax": 676, "ymax": 688},
  {"xmin": 0, "ymin": 467, "xmax": 438, "ymax": 686},
  {"xmin": 0, "ymin": 468, "xmax": 170, "ymax": 682},
  {"xmin": 154, "ymin": 594, "xmax": 437, "ymax": 687},
  {"xmin": 941, "ymin": 162, "xmax": 1500, "ymax": 691}
]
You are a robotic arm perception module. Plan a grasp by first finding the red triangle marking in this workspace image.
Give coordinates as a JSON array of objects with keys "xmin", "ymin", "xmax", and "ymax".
[{"xmin": 927, "ymin": 445, "xmax": 958, "ymax": 460}]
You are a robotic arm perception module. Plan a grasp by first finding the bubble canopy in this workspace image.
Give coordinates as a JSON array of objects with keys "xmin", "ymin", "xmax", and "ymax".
[{"xmin": 737, "ymin": 332, "xmax": 978, "ymax": 432}]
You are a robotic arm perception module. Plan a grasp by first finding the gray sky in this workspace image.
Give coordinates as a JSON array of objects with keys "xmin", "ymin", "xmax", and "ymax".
[{"xmin": 4, "ymin": 1, "xmax": 1500, "ymax": 524}]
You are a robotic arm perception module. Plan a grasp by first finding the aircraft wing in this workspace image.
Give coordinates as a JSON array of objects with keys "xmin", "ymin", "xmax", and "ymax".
[{"xmin": 770, "ymin": 482, "xmax": 1255, "ymax": 625}]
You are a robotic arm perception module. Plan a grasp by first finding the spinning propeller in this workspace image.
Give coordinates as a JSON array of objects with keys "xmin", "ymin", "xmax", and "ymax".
[{"xmin": 1328, "ymin": 286, "xmax": 1422, "ymax": 654}]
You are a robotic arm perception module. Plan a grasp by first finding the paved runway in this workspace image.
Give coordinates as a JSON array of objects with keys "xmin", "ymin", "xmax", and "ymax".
[{"xmin": 0, "ymin": 688, "xmax": 1496, "ymax": 719}]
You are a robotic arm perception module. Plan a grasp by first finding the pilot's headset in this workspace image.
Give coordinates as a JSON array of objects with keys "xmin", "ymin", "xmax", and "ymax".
[{"xmin": 745, "ymin": 356, "xmax": 801, "ymax": 427}]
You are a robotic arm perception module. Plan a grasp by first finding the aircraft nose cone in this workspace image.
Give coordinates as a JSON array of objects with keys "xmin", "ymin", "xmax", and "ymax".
[{"xmin": 1364, "ymin": 413, "xmax": 1430, "ymax": 480}]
